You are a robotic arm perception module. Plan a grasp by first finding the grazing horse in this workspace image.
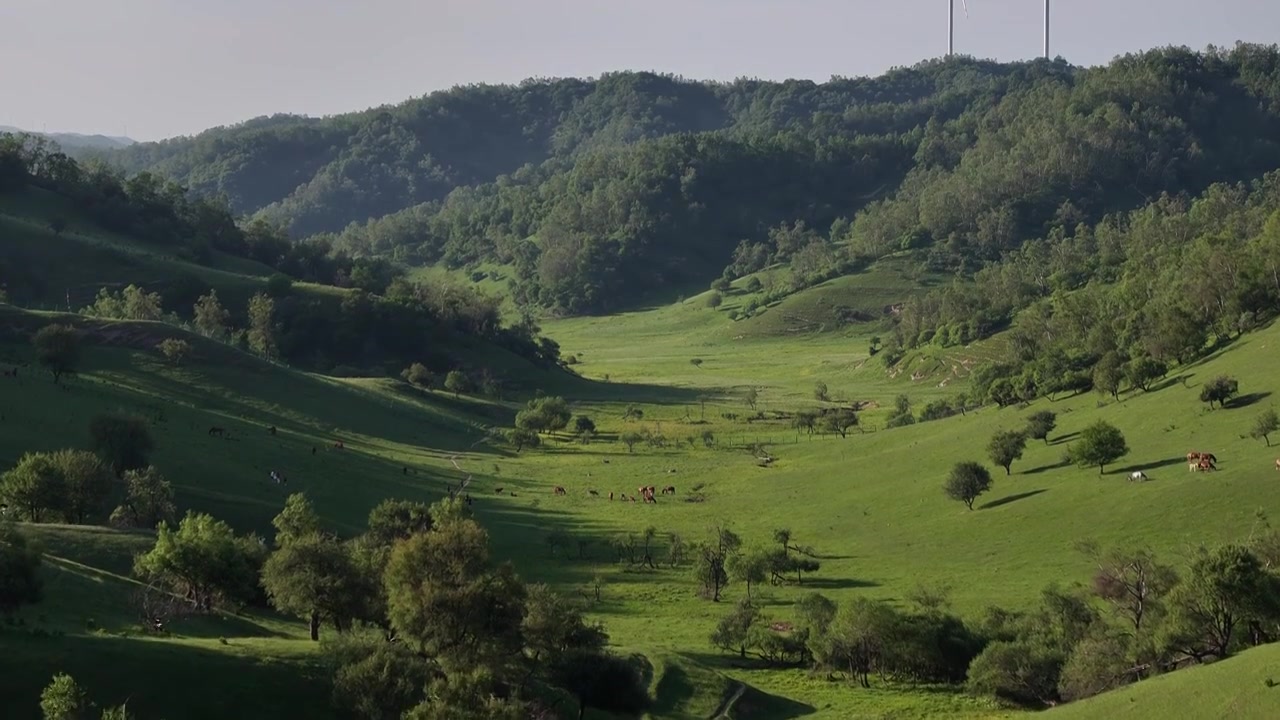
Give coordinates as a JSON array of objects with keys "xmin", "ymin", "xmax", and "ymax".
[
  {"xmin": 609, "ymin": 492, "xmax": 614, "ymax": 501},
  {"xmin": 554, "ymin": 486, "xmax": 567, "ymax": 496},
  {"xmin": 661, "ymin": 485, "xmax": 676, "ymax": 495},
  {"xmin": 1129, "ymin": 471, "xmax": 1148, "ymax": 482},
  {"xmin": 588, "ymin": 490, "xmax": 599, "ymax": 496},
  {"xmin": 494, "ymin": 487, "xmax": 505, "ymax": 494},
  {"xmin": 207, "ymin": 426, "xmax": 225, "ymax": 438},
  {"xmin": 268, "ymin": 426, "xmax": 277, "ymax": 436},
  {"xmin": 1275, "ymin": 458, "xmax": 1280, "ymax": 471}
]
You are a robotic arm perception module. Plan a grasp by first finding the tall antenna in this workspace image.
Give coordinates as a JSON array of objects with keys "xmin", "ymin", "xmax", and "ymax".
[
  {"xmin": 947, "ymin": 0, "xmax": 969, "ymax": 57},
  {"xmin": 1043, "ymin": 0, "xmax": 1050, "ymax": 58}
]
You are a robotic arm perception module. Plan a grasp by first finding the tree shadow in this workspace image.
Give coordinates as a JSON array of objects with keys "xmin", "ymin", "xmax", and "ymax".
[
  {"xmin": 1116, "ymin": 457, "xmax": 1188, "ymax": 474},
  {"xmin": 1049, "ymin": 431, "xmax": 1080, "ymax": 446},
  {"xmin": 1228, "ymin": 392, "xmax": 1272, "ymax": 409},
  {"xmin": 979, "ymin": 489, "xmax": 1047, "ymax": 510},
  {"xmin": 792, "ymin": 577, "xmax": 879, "ymax": 590},
  {"xmin": 1151, "ymin": 374, "xmax": 1194, "ymax": 392},
  {"xmin": 1023, "ymin": 459, "xmax": 1072, "ymax": 475}
]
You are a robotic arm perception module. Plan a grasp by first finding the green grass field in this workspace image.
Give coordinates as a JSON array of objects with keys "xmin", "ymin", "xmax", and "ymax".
[{"xmin": 6, "ymin": 195, "xmax": 1280, "ymax": 717}]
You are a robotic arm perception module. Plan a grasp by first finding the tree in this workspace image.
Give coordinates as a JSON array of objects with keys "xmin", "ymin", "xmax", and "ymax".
[
  {"xmin": 1200, "ymin": 375, "xmax": 1240, "ymax": 410},
  {"xmin": 331, "ymin": 638, "xmax": 431, "ymax": 720},
  {"xmin": 745, "ymin": 387, "xmax": 759, "ymax": 410},
  {"xmin": 813, "ymin": 381, "xmax": 830, "ymax": 402},
  {"xmin": 88, "ymin": 414, "xmax": 154, "ymax": 476},
  {"xmin": 40, "ymin": 674, "xmax": 91, "ymax": 720},
  {"xmin": 1068, "ymin": 421, "xmax": 1129, "ymax": 474},
  {"xmin": 507, "ymin": 427, "xmax": 541, "ymax": 452},
  {"xmin": 693, "ymin": 526, "xmax": 741, "ymax": 602},
  {"xmin": 54, "ymin": 450, "xmax": 112, "ymax": 525},
  {"xmin": 443, "ymin": 370, "xmax": 471, "ymax": 398},
  {"xmin": 156, "ymin": 338, "xmax": 192, "ymax": 365},
  {"xmin": 690, "ymin": 358, "xmax": 704, "ymax": 368},
  {"xmin": 192, "ymin": 290, "xmax": 230, "ymax": 340},
  {"xmin": 1083, "ymin": 544, "xmax": 1177, "ymax": 632},
  {"xmin": 383, "ymin": 510, "xmax": 526, "ymax": 672},
  {"xmin": 821, "ymin": 409, "xmax": 859, "ymax": 438},
  {"xmin": 1092, "ymin": 352, "xmax": 1123, "ymax": 401},
  {"xmin": 1025, "ymin": 411, "xmax": 1057, "ymax": 445},
  {"xmin": 366, "ymin": 499, "xmax": 433, "ymax": 547},
  {"xmin": 133, "ymin": 512, "xmax": 265, "ymax": 612},
  {"xmin": 620, "ymin": 431, "xmax": 642, "ymax": 453},
  {"xmin": 729, "ymin": 548, "xmax": 771, "ymax": 601},
  {"xmin": 1161, "ymin": 544, "xmax": 1280, "ymax": 661},
  {"xmin": 273, "ymin": 493, "xmax": 322, "ymax": 547},
  {"xmin": 109, "ymin": 466, "xmax": 176, "ymax": 529},
  {"xmin": 1057, "ymin": 632, "xmax": 1133, "ymax": 703},
  {"xmin": 401, "ymin": 362, "xmax": 433, "ymax": 388},
  {"xmin": 1250, "ymin": 409, "xmax": 1279, "ymax": 447},
  {"xmin": 0, "ymin": 522, "xmax": 43, "ymax": 616},
  {"xmin": 573, "ymin": 415, "xmax": 596, "ymax": 435},
  {"xmin": 745, "ymin": 276, "xmax": 763, "ymax": 293},
  {"xmin": 966, "ymin": 640, "xmax": 1063, "ymax": 707},
  {"xmin": 247, "ymin": 292, "xmax": 277, "ymax": 359},
  {"xmin": 944, "ymin": 462, "xmax": 993, "ymax": 511},
  {"xmin": 711, "ymin": 277, "xmax": 732, "ymax": 292},
  {"xmin": 522, "ymin": 583, "xmax": 606, "ymax": 663},
  {"xmin": 550, "ymin": 650, "xmax": 649, "ymax": 720},
  {"xmin": 1125, "ymin": 356, "xmax": 1168, "ymax": 392},
  {"xmin": 820, "ymin": 598, "xmax": 898, "ymax": 688},
  {"xmin": 120, "ymin": 285, "xmax": 163, "ymax": 321},
  {"xmin": 33, "ymin": 324, "xmax": 80, "ymax": 384},
  {"xmin": 1, "ymin": 452, "xmax": 66, "ymax": 522},
  {"xmin": 710, "ymin": 596, "xmax": 762, "ymax": 658},
  {"xmin": 705, "ymin": 292, "xmax": 723, "ymax": 309},
  {"xmin": 987, "ymin": 430, "xmax": 1027, "ymax": 476},
  {"xmin": 262, "ymin": 534, "xmax": 365, "ymax": 640}
]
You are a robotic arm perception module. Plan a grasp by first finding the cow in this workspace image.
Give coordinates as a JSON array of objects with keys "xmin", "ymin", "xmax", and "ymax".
[
  {"xmin": 554, "ymin": 486, "xmax": 567, "ymax": 496},
  {"xmin": 207, "ymin": 426, "xmax": 225, "ymax": 438},
  {"xmin": 1129, "ymin": 471, "xmax": 1148, "ymax": 482}
]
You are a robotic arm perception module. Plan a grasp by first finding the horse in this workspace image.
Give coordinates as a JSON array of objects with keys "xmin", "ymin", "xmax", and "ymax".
[
  {"xmin": 588, "ymin": 490, "xmax": 599, "ymax": 496},
  {"xmin": 1129, "ymin": 471, "xmax": 1148, "ymax": 482},
  {"xmin": 554, "ymin": 486, "xmax": 567, "ymax": 496},
  {"xmin": 494, "ymin": 487, "xmax": 505, "ymax": 494},
  {"xmin": 1275, "ymin": 458, "xmax": 1280, "ymax": 471},
  {"xmin": 609, "ymin": 492, "xmax": 615, "ymax": 501},
  {"xmin": 207, "ymin": 426, "xmax": 225, "ymax": 438},
  {"xmin": 268, "ymin": 426, "xmax": 277, "ymax": 436},
  {"xmin": 661, "ymin": 485, "xmax": 676, "ymax": 495}
]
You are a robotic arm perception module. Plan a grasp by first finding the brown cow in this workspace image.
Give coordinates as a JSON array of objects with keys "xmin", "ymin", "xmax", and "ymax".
[{"xmin": 554, "ymin": 486, "xmax": 567, "ymax": 496}]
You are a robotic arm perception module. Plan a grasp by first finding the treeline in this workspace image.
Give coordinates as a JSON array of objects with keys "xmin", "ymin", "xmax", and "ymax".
[
  {"xmin": 708, "ymin": 535, "xmax": 1280, "ymax": 709},
  {"xmin": 891, "ymin": 170, "xmax": 1280, "ymax": 405}
]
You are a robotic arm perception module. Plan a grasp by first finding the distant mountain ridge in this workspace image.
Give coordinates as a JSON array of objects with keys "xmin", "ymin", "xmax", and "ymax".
[{"xmin": 0, "ymin": 125, "xmax": 135, "ymax": 151}]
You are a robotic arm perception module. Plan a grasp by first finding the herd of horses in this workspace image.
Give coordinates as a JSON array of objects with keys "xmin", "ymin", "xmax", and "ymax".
[
  {"xmin": 551, "ymin": 484, "xmax": 676, "ymax": 503},
  {"xmin": 1187, "ymin": 451, "xmax": 1219, "ymax": 472}
]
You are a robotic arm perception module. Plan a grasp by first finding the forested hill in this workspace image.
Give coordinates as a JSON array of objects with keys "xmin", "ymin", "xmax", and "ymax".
[{"xmin": 99, "ymin": 45, "xmax": 1280, "ymax": 314}]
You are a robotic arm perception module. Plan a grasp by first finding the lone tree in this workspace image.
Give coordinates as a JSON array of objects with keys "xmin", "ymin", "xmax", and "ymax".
[
  {"xmin": 246, "ymin": 292, "xmax": 277, "ymax": 359},
  {"xmin": 1068, "ymin": 421, "xmax": 1130, "ymax": 474},
  {"xmin": 744, "ymin": 387, "xmax": 759, "ymax": 410},
  {"xmin": 156, "ymin": 338, "xmax": 192, "ymax": 365},
  {"xmin": 944, "ymin": 462, "xmax": 993, "ymax": 511},
  {"xmin": 1250, "ymin": 409, "xmax": 1280, "ymax": 447},
  {"xmin": 443, "ymin": 370, "xmax": 471, "ymax": 398},
  {"xmin": 987, "ymin": 430, "xmax": 1028, "ymax": 476},
  {"xmin": 1025, "ymin": 410, "xmax": 1058, "ymax": 445},
  {"xmin": 1125, "ymin": 356, "xmax": 1168, "ymax": 392},
  {"xmin": 507, "ymin": 428, "xmax": 541, "ymax": 452},
  {"xmin": 89, "ymin": 414, "xmax": 155, "ymax": 476},
  {"xmin": 814, "ymin": 381, "xmax": 830, "ymax": 402},
  {"xmin": 33, "ymin": 324, "xmax": 80, "ymax": 384},
  {"xmin": 192, "ymin": 290, "xmax": 230, "ymax": 340},
  {"xmin": 1200, "ymin": 375, "xmax": 1240, "ymax": 410},
  {"xmin": 824, "ymin": 408, "xmax": 859, "ymax": 438},
  {"xmin": 705, "ymin": 292, "xmax": 723, "ymax": 309},
  {"xmin": 401, "ymin": 362, "xmax": 433, "ymax": 388},
  {"xmin": 690, "ymin": 358, "xmax": 704, "ymax": 369},
  {"xmin": 620, "ymin": 432, "xmax": 643, "ymax": 453}
]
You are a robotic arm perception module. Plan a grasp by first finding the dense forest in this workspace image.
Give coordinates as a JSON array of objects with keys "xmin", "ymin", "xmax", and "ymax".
[{"xmin": 89, "ymin": 44, "xmax": 1280, "ymax": 315}]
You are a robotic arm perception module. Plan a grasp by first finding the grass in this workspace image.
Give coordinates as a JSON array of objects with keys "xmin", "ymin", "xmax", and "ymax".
[{"xmin": 6, "ymin": 197, "xmax": 1280, "ymax": 716}]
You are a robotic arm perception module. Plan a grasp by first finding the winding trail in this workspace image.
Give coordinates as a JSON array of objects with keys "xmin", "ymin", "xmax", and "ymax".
[{"xmin": 708, "ymin": 681, "xmax": 747, "ymax": 720}]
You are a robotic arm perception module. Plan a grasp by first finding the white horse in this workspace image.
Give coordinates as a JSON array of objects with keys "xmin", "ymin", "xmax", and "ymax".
[{"xmin": 1129, "ymin": 471, "xmax": 1148, "ymax": 482}]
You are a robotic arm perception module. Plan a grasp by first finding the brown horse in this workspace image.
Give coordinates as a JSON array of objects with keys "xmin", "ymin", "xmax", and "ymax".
[
  {"xmin": 661, "ymin": 485, "xmax": 676, "ymax": 495},
  {"xmin": 554, "ymin": 486, "xmax": 566, "ymax": 496}
]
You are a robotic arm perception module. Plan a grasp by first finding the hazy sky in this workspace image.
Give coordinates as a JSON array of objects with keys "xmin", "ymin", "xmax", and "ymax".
[{"xmin": 3, "ymin": 0, "xmax": 1279, "ymax": 141}]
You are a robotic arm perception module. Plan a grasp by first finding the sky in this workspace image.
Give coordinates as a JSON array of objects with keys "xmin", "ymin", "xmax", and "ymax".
[{"xmin": 3, "ymin": 0, "xmax": 1279, "ymax": 141}]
